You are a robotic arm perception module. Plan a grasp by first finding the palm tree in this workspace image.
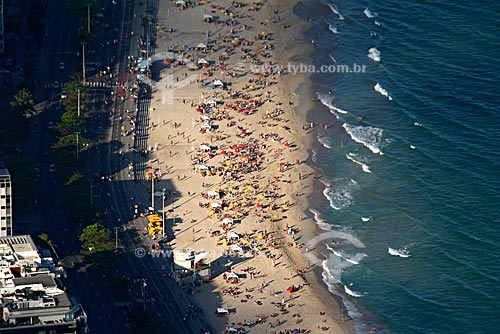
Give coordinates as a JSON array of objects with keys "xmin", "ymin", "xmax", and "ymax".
[{"xmin": 10, "ymin": 89, "xmax": 36, "ymax": 118}]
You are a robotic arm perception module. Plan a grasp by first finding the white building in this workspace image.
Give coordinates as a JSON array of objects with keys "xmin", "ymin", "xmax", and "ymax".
[{"xmin": 0, "ymin": 163, "xmax": 12, "ymax": 236}]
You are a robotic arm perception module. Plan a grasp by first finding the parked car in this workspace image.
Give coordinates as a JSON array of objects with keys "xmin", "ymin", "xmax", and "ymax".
[
  {"xmin": 49, "ymin": 163, "xmax": 56, "ymax": 173},
  {"xmin": 59, "ymin": 62, "xmax": 65, "ymax": 70},
  {"xmin": 61, "ymin": 90, "xmax": 67, "ymax": 99},
  {"xmin": 48, "ymin": 122, "xmax": 54, "ymax": 129}
]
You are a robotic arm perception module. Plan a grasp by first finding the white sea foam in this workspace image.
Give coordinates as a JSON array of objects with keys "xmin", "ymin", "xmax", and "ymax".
[
  {"xmin": 344, "ymin": 284, "xmax": 363, "ymax": 297},
  {"xmin": 321, "ymin": 178, "xmax": 355, "ymax": 210},
  {"xmin": 317, "ymin": 93, "xmax": 348, "ymax": 116},
  {"xmin": 410, "ymin": 144, "xmax": 416, "ymax": 149},
  {"xmin": 328, "ymin": 24, "xmax": 339, "ymax": 34},
  {"xmin": 328, "ymin": 246, "xmax": 366, "ymax": 265},
  {"xmin": 388, "ymin": 247, "xmax": 411, "ymax": 258},
  {"xmin": 361, "ymin": 217, "xmax": 371, "ymax": 222},
  {"xmin": 363, "ymin": 8, "xmax": 378, "ymax": 18},
  {"xmin": 374, "ymin": 20, "xmax": 381, "ymax": 26},
  {"xmin": 368, "ymin": 47, "xmax": 381, "ymax": 62},
  {"xmin": 329, "ymin": 53, "xmax": 337, "ymax": 63},
  {"xmin": 414, "ymin": 122, "xmax": 422, "ymax": 127},
  {"xmin": 346, "ymin": 153, "xmax": 372, "ymax": 173},
  {"xmin": 374, "ymin": 83, "xmax": 393, "ymax": 101},
  {"xmin": 343, "ymin": 123, "xmax": 384, "ymax": 155},
  {"xmin": 309, "ymin": 208, "xmax": 332, "ymax": 231},
  {"xmin": 325, "ymin": 3, "xmax": 345, "ymax": 20},
  {"xmin": 318, "ymin": 134, "xmax": 333, "ymax": 149}
]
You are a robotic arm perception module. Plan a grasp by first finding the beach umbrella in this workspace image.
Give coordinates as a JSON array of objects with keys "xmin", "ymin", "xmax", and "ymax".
[
  {"xmin": 220, "ymin": 150, "xmax": 227, "ymax": 155},
  {"xmin": 284, "ymin": 143, "xmax": 291, "ymax": 148},
  {"xmin": 211, "ymin": 202, "xmax": 222, "ymax": 208}
]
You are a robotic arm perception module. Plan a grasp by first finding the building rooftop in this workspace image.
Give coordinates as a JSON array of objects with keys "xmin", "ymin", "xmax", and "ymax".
[{"xmin": 0, "ymin": 162, "xmax": 9, "ymax": 176}]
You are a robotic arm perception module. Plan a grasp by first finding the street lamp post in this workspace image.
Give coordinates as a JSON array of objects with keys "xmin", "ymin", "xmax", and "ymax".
[
  {"xmin": 113, "ymin": 226, "xmax": 120, "ymax": 249},
  {"xmin": 162, "ymin": 188, "xmax": 166, "ymax": 238},
  {"xmin": 77, "ymin": 87, "xmax": 81, "ymax": 117},
  {"xmin": 81, "ymin": 43, "xmax": 86, "ymax": 84},
  {"xmin": 74, "ymin": 131, "xmax": 81, "ymax": 158},
  {"xmin": 151, "ymin": 172, "xmax": 155, "ymax": 211}
]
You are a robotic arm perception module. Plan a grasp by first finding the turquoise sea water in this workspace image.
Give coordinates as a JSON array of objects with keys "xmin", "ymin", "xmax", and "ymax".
[{"xmin": 299, "ymin": 1, "xmax": 500, "ymax": 333}]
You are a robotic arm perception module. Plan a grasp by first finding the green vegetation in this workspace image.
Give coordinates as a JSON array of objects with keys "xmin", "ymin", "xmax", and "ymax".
[
  {"xmin": 9, "ymin": 89, "xmax": 36, "ymax": 118},
  {"xmin": 79, "ymin": 223, "xmax": 114, "ymax": 257}
]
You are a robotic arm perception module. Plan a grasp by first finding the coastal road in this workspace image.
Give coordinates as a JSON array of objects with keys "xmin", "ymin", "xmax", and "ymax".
[{"xmin": 24, "ymin": 0, "xmax": 132, "ymax": 333}]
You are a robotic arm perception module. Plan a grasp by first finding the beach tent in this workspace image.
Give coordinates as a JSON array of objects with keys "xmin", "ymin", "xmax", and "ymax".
[
  {"xmin": 199, "ymin": 144, "xmax": 211, "ymax": 150},
  {"xmin": 197, "ymin": 43, "xmax": 207, "ymax": 49},
  {"xmin": 176, "ymin": 0, "xmax": 186, "ymax": 6},
  {"xmin": 207, "ymin": 190, "xmax": 219, "ymax": 197},
  {"xmin": 211, "ymin": 202, "xmax": 222, "ymax": 208},
  {"xmin": 216, "ymin": 307, "xmax": 229, "ymax": 315},
  {"xmin": 198, "ymin": 164, "xmax": 209, "ymax": 170},
  {"xmin": 203, "ymin": 14, "xmax": 213, "ymax": 22},
  {"xmin": 222, "ymin": 217, "xmax": 233, "ymax": 224},
  {"xmin": 197, "ymin": 58, "xmax": 209, "ymax": 64},
  {"xmin": 200, "ymin": 123, "xmax": 212, "ymax": 129},
  {"xmin": 212, "ymin": 79, "xmax": 224, "ymax": 87},
  {"xmin": 231, "ymin": 244, "xmax": 243, "ymax": 252},
  {"xmin": 201, "ymin": 115, "xmax": 211, "ymax": 121},
  {"xmin": 206, "ymin": 99, "xmax": 218, "ymax": 105},
  {"xmin": 227, "ymin": 231, "xmax": 240, "ymax": 239}
]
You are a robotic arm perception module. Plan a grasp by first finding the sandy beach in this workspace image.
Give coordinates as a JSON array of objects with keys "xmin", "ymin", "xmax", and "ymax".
[{"xmin": 139, "ymin": 1, "xmax": 355, "ymax": 333}]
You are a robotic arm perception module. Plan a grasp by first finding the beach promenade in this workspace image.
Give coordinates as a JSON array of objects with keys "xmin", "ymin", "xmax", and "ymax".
[{"xmin": 131, "ymin": 1, "xmax": 355, "ymax": 333}]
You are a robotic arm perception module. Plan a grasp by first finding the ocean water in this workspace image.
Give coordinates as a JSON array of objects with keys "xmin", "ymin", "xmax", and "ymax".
[{"xmin": 298, "ymin": 1, "xmax": 500, "ymax": 333}]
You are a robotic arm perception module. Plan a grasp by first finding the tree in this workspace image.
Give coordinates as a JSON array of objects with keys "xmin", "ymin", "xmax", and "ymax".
[
  {"xmin": 79, "ymin": 223, "xmax": 114, "ymax": 257},
  {"xmin": 9, "ymin": 89, "xmax": 36, "ymax": 118}
]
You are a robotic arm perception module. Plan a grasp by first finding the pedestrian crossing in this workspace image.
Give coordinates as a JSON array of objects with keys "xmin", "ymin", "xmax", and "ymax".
[{"xmin": 43, "ymin": 81, "xmax": 113, "ymax": 89}]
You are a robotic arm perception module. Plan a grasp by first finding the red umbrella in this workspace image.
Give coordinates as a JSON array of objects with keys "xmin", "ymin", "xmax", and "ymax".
[
  {"xmin": 196, "ymin": 108, "xmax": 202, "ymax": 112},
  {"xmin": 284, "ymin": 143, "xmax": 290, "ymax": 148},
  {"xmin": 231, "ymin": 144, "xmax": 237, "ymax": 149},
  {"xmin": 203, "ymin": 72, "xmax": 208, "ymax": 76},
  {"xmin": 241, "ymin": 131, "xmax": 246, "ymax": 135},
  {"xmin": 245, "ymin": 107, "xmax": 251, "ymax": 111},
  {"xmin": 220, "ymin": 150, "xmax": 227, "ymax": 155},
  {"xmin": 238, "ymin": 144, "xmax": 245, "ymax": 148},
  {"xmin": 237, "ymin": 109, "xmax": 243, "ymax": 113}
]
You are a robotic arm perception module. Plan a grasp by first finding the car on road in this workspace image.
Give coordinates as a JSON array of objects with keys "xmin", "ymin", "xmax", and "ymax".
[
  {"xmin": 53, "ymin": 81, "xmax": 60, "ymax": 89},
  {"xmin": 49, "ymin": 163, "xmax": 56, "ymax": 173},
  {"xmin": 61, "ymin": 90, "xmax": 67, "ymax": 99},
  {"xmin": 33, "ymin": 164, "xmax": 41, "ymax": 176},
  {"xmin": 48, "ymin": 121, "xmax": 54, "ymax": 129},
  {"xmin": 59, "ymin": 62, "xmax": 65, "ymax": 70}
]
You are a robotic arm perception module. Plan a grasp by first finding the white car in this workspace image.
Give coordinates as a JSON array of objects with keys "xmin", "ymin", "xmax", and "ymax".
[
  {"xmin": 48, "ymin": 122, "xmax": 54, "ymax": 129},
  {"xmin": 49, "ymin": 163, "xmax": 56, "ymax": 173},
  {"xmin": 61, "ymin": 90, "xmax": 67, "ymax": 99}
]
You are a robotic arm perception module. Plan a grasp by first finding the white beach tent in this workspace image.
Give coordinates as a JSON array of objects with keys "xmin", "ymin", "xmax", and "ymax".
[
  {"xmin": 227, "ymin": 231, "xmax": 240, "ymax": 239},
  {"xmin": 199, "ymin": 144, "xmax": 211, "ymax": 150},
  {"xmin": 206, "ymin": 99, "xmax": 218, "ymax": 105},
  {"xmin": 211, "ymin": 202, "xmax": 222, "ymax": 208},
  {"xmin": 207, "ymin": 190, "xmax": 219, "ymax": 197},
  {"xmin": 201, "ymin": 115, "xmax": 211, "ymax": 121},
  {"xmin": 197, "ymin": 58, "xmax": 209, "ymax": 64},
  {"xmin": 212, "ymin": 79, "xmax": 224, "ymax": 87},
  {"xmin": 203, "ymin": 14, "xmax": 214, "ymax": 20},
  {"xmin": 198, "ymin": 164, "xmax": 210, "ymax": 170},
  {"xmin": 225, "ymin": 272, "xmax": 239, "ymax": 280},
  {"xmin": 197, "ymin": 43, "xmax": 207, "ymax": 49},
  {"xmin": 222, "ymin": 217, "xmax": 234, "ymax": 224},
  {"xmin": 231, "ymin": 244, "xmax": 243, "ymax": 252}
]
